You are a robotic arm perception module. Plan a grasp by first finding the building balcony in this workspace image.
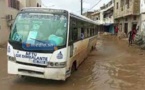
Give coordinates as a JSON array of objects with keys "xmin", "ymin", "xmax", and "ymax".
[
  {"xmin": 93, "ymin": 20, "xmax": 102, "ymax": 24},
  {"xmin": 103, "ymin": 17, "xmax": 114, "ymax": 25},
  {"xmin": 114, "ymin": 0, "xmax": 140, "ymax": 19}
]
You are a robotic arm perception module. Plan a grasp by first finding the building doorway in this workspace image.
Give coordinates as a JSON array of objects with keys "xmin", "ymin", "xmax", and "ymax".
[
  {"xmin": 124, "ymin": 23, "xmax": 128, "ymax": 35},
  {"xmin": 132, "ymin": 23, "xmax": 137, "ymax": 30}
]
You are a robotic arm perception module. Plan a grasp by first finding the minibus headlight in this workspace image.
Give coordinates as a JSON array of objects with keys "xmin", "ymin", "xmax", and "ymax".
[
  {"xmin": 47, "ymin": 62, "xmax": 66, "ymax": 68},
  {"xmin": 8, "ymin": 56, "xmax": 16, "ymax": 62}
]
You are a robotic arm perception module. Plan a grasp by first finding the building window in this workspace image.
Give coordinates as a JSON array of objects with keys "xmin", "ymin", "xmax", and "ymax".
[
  {"xmin": 134, "ymin": 16, "xmax": 137, "ymax": 20},
  {"xmin": 16, "ymin": 0, "xmax": 20, "ymax": 10},
  {"xmin": 116, "ymin": 2, "xmax": 118, "ymax": 9},
  {"xmin": 8, "ymin": 0, "xmax": 20, "ymax": 10},
  {"xmin": 37, "ymin": 3, "xmax": 39, "ymax": 7},
  {"xmin": 96, "ymin": 17, "xmax": 98, "ymax": 20},
  {"xmin": 121, "ymin": 0, "xmax": 124, "ymax": 11},
  {"xmin": 121, "ymin": 0, "xmax": 124, "ymax": 7},
  {"xmin": 121, "ymin": 7, "xmax": 123, "ymax": 11},
  {"xmin": 126, "ymin": 0, "xmax": 129, "ymax": 8},
  {"xmin": 125, "ymin": 18, "xmax": 128, "ymax": 21},
  {"xmin": 37, "ymin": 3, "xmax": 41, "ymax": 7}
]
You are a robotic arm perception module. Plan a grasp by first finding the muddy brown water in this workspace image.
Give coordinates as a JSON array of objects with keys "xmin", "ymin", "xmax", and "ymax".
[{"xmin": 0, "ymin": 36, "xmax": 145, "ymax": 90}]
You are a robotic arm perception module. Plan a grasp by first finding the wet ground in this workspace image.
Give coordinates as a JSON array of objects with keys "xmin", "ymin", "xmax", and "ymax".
[{"xmin": 0, "ymin": 35, "xmax": 145, "ymax": 90}]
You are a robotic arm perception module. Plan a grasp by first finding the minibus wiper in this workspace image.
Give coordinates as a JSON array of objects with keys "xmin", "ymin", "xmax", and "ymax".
[{"xmin": 30, "ymin": 38, "xmax": 46, "ymax": 43}]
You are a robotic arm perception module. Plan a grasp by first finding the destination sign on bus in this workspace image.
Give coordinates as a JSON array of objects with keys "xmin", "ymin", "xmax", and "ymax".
[
  {"xmin": 22, "ymin": 8, "xmax": 66, "ymax": 13},
  {"xmin": 21, "ymin": 13, "xmax": 53, "ymax": 20},
  {"xmin": 16, "ymin": 52, "xmax": 48, "ymax": 65}
]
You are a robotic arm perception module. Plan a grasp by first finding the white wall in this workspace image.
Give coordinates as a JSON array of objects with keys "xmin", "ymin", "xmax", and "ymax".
[
  {"xmin": 140, "ymin": 15, "xmax": 145, "ymax": 38},
  {"xmin": 140, "ymin": 0, "xmax": 145, "ymax": 14},
  {"xmin": 104, "ymin": 16, "xmax": 114, "ymax": 24},
  {"xmin": 140, "ymin": 0, "xmax": 145, "ymax": 36},
  {"xmin": 140, "ymin": 14, "xmax": 145, "ymax": 35},
  {"xmin": 100, "ymin": 4, "xmax": 114, "ymax": 25}
]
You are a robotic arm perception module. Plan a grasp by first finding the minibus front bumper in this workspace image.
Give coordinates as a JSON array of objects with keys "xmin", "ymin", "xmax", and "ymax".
[{"xmin": 8, "ymin": 61, "xmax": 66, "ymax": 80}]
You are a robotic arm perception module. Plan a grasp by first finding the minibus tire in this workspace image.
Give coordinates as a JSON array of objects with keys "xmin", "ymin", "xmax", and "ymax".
[{"xmin": 71, "ymin": 61, "xmax": 77, "ymax": 74}]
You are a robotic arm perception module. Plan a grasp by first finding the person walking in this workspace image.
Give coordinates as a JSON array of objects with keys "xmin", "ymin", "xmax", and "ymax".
[
  {"xmin": 132, "ymin": 27, "xmax": 137, "ymax": 42},
  {"xmin": 114, "ymin": 26, "xmax": 119, "ymax": 36},
  {"xmin": 128, "ymin": 30, "xmax": 133, "ymax": 46}
]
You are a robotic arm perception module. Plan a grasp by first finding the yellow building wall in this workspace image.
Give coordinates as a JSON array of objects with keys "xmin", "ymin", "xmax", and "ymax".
[
  {"xmin": 0, "ymin": 0, "xmax": 42, "ymax": 46},
  {"xmin": 0, "ymin": 0, "xmax": 18, "ymax": 46}
]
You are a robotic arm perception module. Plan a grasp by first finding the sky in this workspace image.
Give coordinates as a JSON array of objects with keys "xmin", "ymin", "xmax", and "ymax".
[{"xmin": 41, "ymin": 0, "xmax": 110, "ymax": 14}]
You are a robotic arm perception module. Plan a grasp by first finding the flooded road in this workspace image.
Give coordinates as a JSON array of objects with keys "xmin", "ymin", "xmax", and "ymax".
[{"xmin": 0, "ymin": 36, "xmax": 145, "ymax": 90}]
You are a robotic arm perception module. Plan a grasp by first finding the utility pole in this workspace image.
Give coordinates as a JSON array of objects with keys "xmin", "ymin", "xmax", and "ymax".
[{"xmin": 81, "ymin": 0, "xmax": 83, "ymax": 15}]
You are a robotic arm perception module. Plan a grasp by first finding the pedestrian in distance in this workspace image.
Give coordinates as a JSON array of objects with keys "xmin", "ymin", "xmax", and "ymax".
[
  {"xmin": 132, "ymin": 27, "xmax": 137, "ymax": 42},
  {"xmin": 128, "ymin": 30, "xmax": 133, "ymax": 46},
  {"xmin": 114, "ymin": 25, "xmax": 119, "ymax": 36}
]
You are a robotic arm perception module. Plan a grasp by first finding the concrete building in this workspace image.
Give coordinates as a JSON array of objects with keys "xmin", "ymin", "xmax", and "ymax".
[
  {"xmin": 91, "ymin": 10, "xmax": 103, "ymax": 24},
  {"xmin": 90, "ymin": 10, "xmax": 104, "ymax": 33},
  {"xmin": 0, "ymin": 0, "xmax": 41, "ymax": 46},
  {"xmin": 114, "ymin": 0, "xmax": 140, "ymax": 36},
  {"xmin": 83, "ymin": 11, "xmax": 94, "ymax": 19},
  {"xmin": 140, "ymin": 0, "xmax": 145, "ymax": 36},
  {"xmin": 140, "ymin": 0, "xmax": 145, "ymax": 13},
  {"xmin": 91, "ymin": 10, "xmax": 102, "ymax": 23},
  {"xmin": 91, "ymin": 0, "xmax": 114, "ymax": 34}
]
